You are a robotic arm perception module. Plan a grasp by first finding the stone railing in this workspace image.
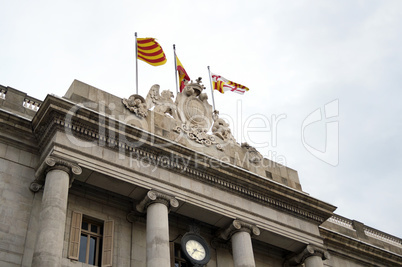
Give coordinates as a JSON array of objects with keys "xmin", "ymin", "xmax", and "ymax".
[
  {"xmin": 327, "ymin": 214, "xmax": 354, "ymax": 230},
  {"xmin": 0, "ymin": 87, "xmax": 6, "ymax": 100},
  {"xmin": 364, "ymin": 226, "xmax": 402, "ymax": 247},
  {"xmin": 23, "ymin": 97, "xmax": 41, "ymax": 111},
  {"xmin": 326, "ymin": 214, "xmax": 402, "ymax": 247},
  {"xmin": 0, "ymin": 85, "xmax": 42, "ymax": 115}
]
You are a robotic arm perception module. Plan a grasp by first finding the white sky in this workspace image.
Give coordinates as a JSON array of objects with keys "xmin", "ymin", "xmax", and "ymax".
[{"xmin": 1, "ymin": 0, "xmax": 401, "ymax": 238}]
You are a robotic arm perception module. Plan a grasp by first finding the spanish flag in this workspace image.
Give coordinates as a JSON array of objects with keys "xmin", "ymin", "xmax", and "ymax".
[
  {"xmin": 176, "ymin": 54, "xmax": 190, "ymax": 92},
  {"xmin": 211, "ymin": 72, "xmax": 249, "ymax": 94},
  {"xmin": 137, "ymin": 38, "xmax": 167, "ymax": 66}
]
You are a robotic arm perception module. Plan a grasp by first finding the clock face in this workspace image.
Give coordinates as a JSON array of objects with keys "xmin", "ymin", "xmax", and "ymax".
[
  {"xmin": 185, "ymin": 239, "xmax": 206, "ymax": 261},
  {"xmin": 181, "ymin": 232, "xmax": 211, "ymax": 265}
]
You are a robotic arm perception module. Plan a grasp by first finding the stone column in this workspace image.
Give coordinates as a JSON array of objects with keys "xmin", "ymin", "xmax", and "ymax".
[
  {"xmin": 136, "ymin": 190, "xmax": 179, "ymax": 267},
  {"xmin": 285, "ymin": 245, "xmax": 330, "ymax": 267},
  {"xmin": 31, "ymin": 157, "xmax": 81, "ymax": 267},
  {"xmin": 219, "ymin": 219, "xmax": 260, "ymax": 267}
]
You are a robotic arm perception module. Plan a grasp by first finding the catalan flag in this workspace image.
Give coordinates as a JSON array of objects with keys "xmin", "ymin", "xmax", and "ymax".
[
  {"xmin": 137, "ymin": 38, "xmax": 167, "ymax": 66},
  {"xmin": 176, "ymin": 54, "xmax": 190, "ymax": 92},
  {"xmin": 211, "ymin": 72, "xmax": 249, "ymax": 94}
]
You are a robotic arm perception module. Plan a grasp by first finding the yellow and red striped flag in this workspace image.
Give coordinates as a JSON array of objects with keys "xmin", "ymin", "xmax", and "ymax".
[
  {"xmin": 137, "ymin": 38, "xmax": 167, "ymax": 66},
  {"xmin": 211, "ymin": 72, "xmax": 249, "ymax": 94},
  {"xmin": 176, "ymin": 54, "xmax": 190, "ymax": 92}
]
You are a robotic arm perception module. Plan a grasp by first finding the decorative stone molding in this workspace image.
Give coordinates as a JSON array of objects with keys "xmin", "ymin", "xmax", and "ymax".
[
  {"xmin": 32, "ymin": 156, "xmax": 82, "ymax": 191},
  {"xmin": 174, "ymin": 124, "xmax": 223, "ymax": 150},
  {"xmin": 136, "ymin": 190, "xmax": 179, "ymax": 213},
  {"xmin": 219, "ymin": 219, "xmax": 261, "ymax": 240},
  {"xmin": 36, "ymin": 107, "xmax": 335, "ymax": 223},
  {"xmin": 364, "ymin": 226, "xmax": 402, "ymax": 247},
  {"xmin": 285, "ymin": 245, "xmax": 330, "ymax": 266},
  {"xmin": 29, "ymin": 179, "xmax": 43, "ymax": 192},
  {"xmin": 44, "ymin": 156, "xmax": 82, "ymax": 176}
]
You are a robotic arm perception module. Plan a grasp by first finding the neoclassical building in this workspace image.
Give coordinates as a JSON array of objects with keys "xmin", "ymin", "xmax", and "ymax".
[{"xmin": 0, "ymin": 80, "xmax": 401, "ymax": 267}]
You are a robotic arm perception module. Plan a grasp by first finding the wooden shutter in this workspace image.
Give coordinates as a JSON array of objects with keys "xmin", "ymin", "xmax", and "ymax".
[
  {"xmin": 101, "ymin": 220, "xmax": 114, "ymax": 267},
  {"xmin": 170, "ymin": 242, "xmax": 175, "ymax": 267},
  {"xmin": 68, "ymin": 211, "xmax": 82, "ymax": 260}
]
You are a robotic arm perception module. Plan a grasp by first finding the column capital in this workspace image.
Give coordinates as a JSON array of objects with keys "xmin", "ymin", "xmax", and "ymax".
[
  {"xmin": 136, "ymin": 190, "xmax": 179, "ymax": 213},
  {"xmin": 285, "ymin": 245, "xmax": 330, "ymax": 266},
  {"xmin": 30, "ymin": 156, "xmax": 82, "ymax": 192},
  {"xmin": 219, "ymin": 219, "xmax": 260, "ymax": 240}
]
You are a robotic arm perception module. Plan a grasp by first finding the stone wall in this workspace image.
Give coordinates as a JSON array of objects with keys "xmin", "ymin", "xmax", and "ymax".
[
  {"xmin": 0, "ymin": 142, "xmax": 38, "ymax": 266},
  {"xmin": 62, "ymin": 183, "xmax": 133, "ymax": 266}
]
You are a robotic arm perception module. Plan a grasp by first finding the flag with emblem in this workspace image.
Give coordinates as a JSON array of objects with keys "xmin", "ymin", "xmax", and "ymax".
[
  {"xmin": 211, "ymin": 72, "xmax": 249, "ymax": 94},
  {"xmin": 175, "ymin": 54, "xmax": 190, "ymax": 92}
]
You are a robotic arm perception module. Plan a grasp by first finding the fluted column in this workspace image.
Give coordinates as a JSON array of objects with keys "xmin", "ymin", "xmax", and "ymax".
[
  {"xmin": 220, "ymin": 219, "xmax": 260, "ymax": 267},
  {"xmin": 32, "ymin": 157, "xmax": 82, "ymax": 267},
  {"xmin": 136, "ymin": 190, "xmax": 179, "ymax": 267},
  {"xmin": 285, "ymin": 245, "xmax": 330, "ymax": 267}
]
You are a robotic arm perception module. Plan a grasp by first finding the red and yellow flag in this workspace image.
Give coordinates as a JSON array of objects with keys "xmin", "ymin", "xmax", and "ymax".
[
  {"xmin": 137, "ymin": 38, "xmax": 167, "ymax": 66},
  {"xmin": 176, "ymin": 54, "xmax": 190, "ymax": 92},
  {"xmin": 211, "ymin": 72, "xmax": 249, "ymax": 94}
]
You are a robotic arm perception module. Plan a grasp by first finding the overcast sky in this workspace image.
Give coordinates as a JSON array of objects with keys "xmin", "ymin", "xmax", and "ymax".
[{"xmin": 1, "ymin": 0, "xmax": 401, "ymax": 238}]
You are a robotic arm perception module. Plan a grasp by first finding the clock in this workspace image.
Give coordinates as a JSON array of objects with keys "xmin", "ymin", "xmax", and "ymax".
[{"xmin": 181, "ymin": 232, "xmax": 211, "ymax": 266}]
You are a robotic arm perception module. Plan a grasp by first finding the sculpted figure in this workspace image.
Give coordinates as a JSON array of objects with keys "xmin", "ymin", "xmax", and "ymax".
[
  {"xmin": 212, "ymin": 110, "xmax": 236, "ymax": 143},
  {"xmin": 145, "ymin": 84, "xmax": 178, "ymax": 119},
  {"xmin": 241, "ymin": 142, "xmax": 263, "ymax": 164},
  {"xmin": 122, "ymin": 94, "xmax": 148, "ymax": 118}
]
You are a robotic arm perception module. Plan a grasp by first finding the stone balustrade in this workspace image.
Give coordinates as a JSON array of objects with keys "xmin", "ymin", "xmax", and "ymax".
[
  {"xmin": 0, "ymin": 87, "xmax": 6, "ymax": 99},
  {"xmin": 23, "ymin": 97, "xmax": 41, "ymax": 111},
  {"xmin": 326, "ymin": 214, "xmax": 402, "ymax": 247}
]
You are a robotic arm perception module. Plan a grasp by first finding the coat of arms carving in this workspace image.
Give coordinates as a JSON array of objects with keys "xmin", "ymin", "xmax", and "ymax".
[{"xmin": 175, "ymin": 78, "xmax": 213, "ymax": 130}]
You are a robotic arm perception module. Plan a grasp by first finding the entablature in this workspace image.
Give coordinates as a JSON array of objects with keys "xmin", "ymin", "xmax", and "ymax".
[{"xmin": 31, "ymin": 92, "xmax": 336, "ymax": 227}]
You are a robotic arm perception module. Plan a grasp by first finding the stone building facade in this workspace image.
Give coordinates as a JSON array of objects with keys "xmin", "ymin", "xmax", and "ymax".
[{"xmin": 0, "ymin": 80, "xmax": 401, "ymax": 267}]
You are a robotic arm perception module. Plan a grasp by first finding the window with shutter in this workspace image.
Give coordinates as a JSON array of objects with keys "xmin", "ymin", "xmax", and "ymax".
[
  {"xmin": 68, "ymin": 212, "xmax": 114, "ymax": 267},
  {"xmin": 101, "ymin": 220, "xmax": 114, "ymax": 267},
  {"xmin": 68, "ymin": 211, "xmax": 82, "ymax": 260}
]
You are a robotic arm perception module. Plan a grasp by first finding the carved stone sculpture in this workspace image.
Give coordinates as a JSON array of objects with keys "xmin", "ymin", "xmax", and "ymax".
[
  {"xmin": 241, "ymin": 142, "xmax": 263, "ymax": 164},
  {"xmin": 212, "ymin": 110, "xmax": 236, "ymax": 144},
  {"xmin": 175, "ymin": 78, "xmax": 213, "ymax": 130},
  {"xmin": 122, "ymin": 94, "xmax": 148, "ymax": 118},
  {"xmin": 174, "ymin": 124, "xmax": 223, "ymax": 150},
  {"xmin": 145, "ymin": 84, "xmax": 177, "ymax": 118}
]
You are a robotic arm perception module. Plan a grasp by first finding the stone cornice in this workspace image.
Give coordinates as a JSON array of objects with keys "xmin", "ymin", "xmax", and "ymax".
[
  {"xmin": 31, "ymin": 94, "xmax": 336, "ymax": 223},
  {"xmin": 320, "ymin": 227, "xmax": 402, "ymax": 266},
  {"xmin": 219, "ymin": 219, "xmax": 260, "ymax": 240},
  {"xmin": 0, "ymin": 107, "xmax": 39, "ymax": 153},
  {"xmin": 30, "ymin": 155, "xmax": 82, "ymax": 192},
  {"xmin": 136, "ymin": 190, "xmax": 179, "ymax": 213}
]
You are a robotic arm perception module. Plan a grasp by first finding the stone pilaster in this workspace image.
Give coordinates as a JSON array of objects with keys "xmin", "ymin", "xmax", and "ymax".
[
  {"xmin": 285, "ymin": 245, "xmax": 330, "ymax": 267},
  {"xmin": 220, "ymin": 219, "xmax": 260, "ymax": 267},
  {"xmin": 31, "ymin": 157, "xmax": 81, "ymax": 267},
  {"xmin": 136, "ymin": 190, "xmax": 179, "ymax": 267}
]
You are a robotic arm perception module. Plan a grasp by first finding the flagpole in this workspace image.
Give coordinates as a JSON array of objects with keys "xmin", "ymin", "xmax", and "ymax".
[
  {"xmin": 173, "ymin": 44, "xmax": 178, "ymax": 95},
  {"xmin": 207, "ymin": 66, "xmax": 216, "ymax": 111},
  {"xmin": 135, "ymin": 32, "xmax": 138, "ymax": 95}
]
